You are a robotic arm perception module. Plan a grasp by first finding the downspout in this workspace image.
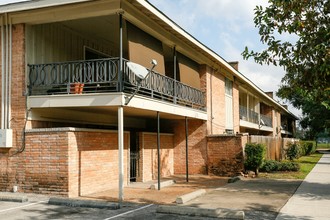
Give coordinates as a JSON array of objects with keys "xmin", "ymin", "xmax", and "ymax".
[
  {"xmin": 210, "ymin": 68, "xmax": 213, "ymax": 135},
  {"xmin": 1, "ymin": 15, "xmax": 5, "ymax": 129},
  {"xmin": 5, "ymin": 13, "xmax": 9, "ymax": 129},
  {"xmin": 7, "ymin": 15, "xmax": 12, "ymax": 129}
]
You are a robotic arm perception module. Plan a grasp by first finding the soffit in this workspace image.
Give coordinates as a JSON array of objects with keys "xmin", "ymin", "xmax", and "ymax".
[{"xmin": 8, "ymin": 0, "xmax": 121, "ymax": 25}]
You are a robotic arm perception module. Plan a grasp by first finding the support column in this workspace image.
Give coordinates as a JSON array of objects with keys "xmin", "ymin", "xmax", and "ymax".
[
  {"xmin": 118, "ymin": 13, "xmax": 123, "ymax": 92},
  {"xmin": 118, "ymin": 106, "xmax": 124, "ymax": 203},
  {"xmin": 173, "ymin": 46, "xmax": 177, "ymax": 104},
  {"xmin": 185, "ymin": 117, "xmax": 189, "ymax": 182},
  {"xmin": 157, "ymin": 111, "xmax": 161, "ymax": 190}
]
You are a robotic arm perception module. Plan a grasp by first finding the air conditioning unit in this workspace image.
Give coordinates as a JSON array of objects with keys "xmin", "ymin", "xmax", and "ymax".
[{"xmin": 0, "ymin": 129, "xmax": 13, "ymax": 148}]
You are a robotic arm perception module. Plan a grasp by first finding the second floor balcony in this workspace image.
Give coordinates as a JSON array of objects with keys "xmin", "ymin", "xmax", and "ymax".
[
  {"xmin": 28, "ymin": 58, "xmax": 206, "ymax": 111},
  {"xmin": 239, "ymin": 105, "xmax": 273, "ymax": 128}
]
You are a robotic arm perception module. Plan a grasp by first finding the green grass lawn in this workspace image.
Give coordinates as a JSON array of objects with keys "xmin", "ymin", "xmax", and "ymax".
[
  {"xmin": 317, "ymin": 143, "xmax": 330, "ymax": 149},
  {"xmin": 259, "ymin": 153, "xmax": 323, "ymax": 180}
]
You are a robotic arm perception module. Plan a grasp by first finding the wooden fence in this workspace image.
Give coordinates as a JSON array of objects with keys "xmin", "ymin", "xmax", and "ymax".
[{"xmin": 249, "ymin": 136, "xmax": 299, "ymax": 161}]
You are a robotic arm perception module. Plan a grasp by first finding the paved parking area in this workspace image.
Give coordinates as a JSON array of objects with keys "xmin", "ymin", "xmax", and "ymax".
[
  {"xmin": 0, "ymin": 200, "xmax": 222, "ymax": 220},
  {"xmin": 0, "ymin": 174, "xmax": 303, "ymax": 220}
]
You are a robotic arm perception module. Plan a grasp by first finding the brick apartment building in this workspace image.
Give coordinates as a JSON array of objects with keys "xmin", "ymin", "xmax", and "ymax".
[{"xmin": 0, "ymin": 0, "xmax": 297, "ymax": 198}]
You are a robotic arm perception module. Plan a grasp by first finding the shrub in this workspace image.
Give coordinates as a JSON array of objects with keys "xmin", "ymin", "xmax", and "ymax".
[
  {"xmin": 279, "ymin": 161, "xmax": 300, "ymax": 172},
  {"xmin": 244, "ymin": 143, "xmax": 266, "ymax": 176},
  {"xmin": 301, "ymin": 141, "xmax": 315, "ymax": 155},
  {"xmin": 260, "ymin": 160, "xmax": 300, "ymax": 172},
  {"xmin": 260, "ymin": 160, "xmax": 281, "ymax": 172},
  {"xmin": 286, "ymin": 142, "xmax": 300, "ymax": 161}
]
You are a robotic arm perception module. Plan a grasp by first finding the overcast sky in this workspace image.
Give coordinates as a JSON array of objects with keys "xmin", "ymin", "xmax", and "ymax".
[{"xmin": 0, "ymin": 0, "xmax": 301, "ymax": 117}]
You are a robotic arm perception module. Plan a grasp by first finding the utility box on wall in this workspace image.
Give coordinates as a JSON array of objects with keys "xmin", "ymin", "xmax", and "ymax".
[{"xmin": 0, "ymin": 129, "xmax": 13, "ymax": 148}]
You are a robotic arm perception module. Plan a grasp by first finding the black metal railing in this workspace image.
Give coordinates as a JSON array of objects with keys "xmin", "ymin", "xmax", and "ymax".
[
  {"xmin": 239, "ymin": 105, "xmax": 259, "ymax": 124},
  {"xmin": 260, "ymin": 114, "xmax": 272, "ymax": 127},
  {"xmin": 239, "ymin": 105, "xmax": 273, "ymax": 127},
  {"xmin": 28, "ymin": 58, "xmax": 206, "ymax": 110}
]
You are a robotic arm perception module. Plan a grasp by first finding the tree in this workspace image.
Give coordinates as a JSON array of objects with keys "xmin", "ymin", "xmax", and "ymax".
[{"xmin": 242, "ymin": 0, "xmax": 330, "ymax": 139}]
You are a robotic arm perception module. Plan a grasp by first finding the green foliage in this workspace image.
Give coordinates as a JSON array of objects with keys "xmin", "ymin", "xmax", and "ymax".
[
  {"xmin": 244, "ymin": 143, "xmax": 266, "ymax": 175},
  {"xmin": 285, "ymin": 141, "xmax": 316, "ymax": 160},
  {"xmin": 260, "ymin": 160, "xmax": 281, "ymax": 172},
  {"xmin": 242, "ymin": 0, "xmax": 330, "ymax": 140},
  {"xmin": 286, "ymin": 142, "xmax": 300, "ymax": 161},
  {"xmin": 279, "ymin": 161, "xmax": 300, "ymax": 172},
  {"xmin": 260, "ymin": 160, "xmax": 300, "ymax": 172},
  {"xmin": 300, "ymin": 141, "xmax": 316, "ymax": 155}
]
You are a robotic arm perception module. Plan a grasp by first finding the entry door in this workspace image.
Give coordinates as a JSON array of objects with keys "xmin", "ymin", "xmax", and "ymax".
[
  {"xmin": 130, "ymin": 131, "xmax": 139, "ymax": 182},
  {"xmin": 225, "ymin": 78, "xmax": 233, "ymax": 130}
]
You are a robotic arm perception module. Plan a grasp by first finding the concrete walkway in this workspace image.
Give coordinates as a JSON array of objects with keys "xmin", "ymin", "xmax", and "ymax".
[{"xmin": 276, "ymin": 151, "xmax": 330, "ymax": 220}]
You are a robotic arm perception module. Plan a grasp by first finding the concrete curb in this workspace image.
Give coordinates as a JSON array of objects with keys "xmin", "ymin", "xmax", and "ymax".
[
  {"xmin": 48, "ymin": 197, "xmax": 120, "ymax": 209},
  {"xmin": 0, "ymin": 194, "xmax": 28, "ymax": 203},
  {"xmin": 176, "ymin": 189, "xmax": 206, "ymax": 204},
  {"xmin": 157, "ymin": 205, "xmax": 245, "ymax": 219},
  {"xmin": 150, "ymin": 180, "xmax": 175, "ymax": 190}
]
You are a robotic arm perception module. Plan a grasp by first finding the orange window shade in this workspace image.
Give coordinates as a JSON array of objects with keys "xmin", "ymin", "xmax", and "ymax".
[
  {"xmin": 127, "ymin": 22, "xmax": 165, "ymax": 75},
  {"xmin": 177, "ymin": 52, "xmax": 200, "ymax": 89}
]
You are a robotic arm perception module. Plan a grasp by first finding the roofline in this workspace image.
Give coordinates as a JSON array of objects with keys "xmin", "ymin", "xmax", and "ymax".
[
  {"xmin": 0, "ymin": 0, "xmax": 91, "ymax": 13},
  {"xmin": 138, "ymin": 0, "xmax": 297, "ymax": 119}
]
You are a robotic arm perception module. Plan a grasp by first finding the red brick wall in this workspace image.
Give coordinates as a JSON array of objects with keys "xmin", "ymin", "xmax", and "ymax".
[
  {"xmin": 23, "ymin": 131, "xmax": 70, "ymax": 195},
  {"xmin": 0, "ymin": 24, "xmax": 26, "ymax": 192},
  {"xmin": 1, "ymin": 128, "xmax": 129, "ymax": 197},
  {"xmin": 68, "ymin": 131, "xmax": 129, "ymax": 197},
  {"xmin": 138, "ymin": 133, "xmax": 174, "ymax": 182},
  {"xmin": 207, "ymin": 135, "xmax": 244, "ymax": 176},
  {"xmin": 173, "ymin": 119, "xmax": 208, "ymax": 175}
]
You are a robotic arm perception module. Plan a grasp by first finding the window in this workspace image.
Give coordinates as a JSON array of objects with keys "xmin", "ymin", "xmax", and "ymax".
[
  {"xmin": 225, "ymin": 77, "xmax": 233, "ymax": 96},
  {"xmin": 225, "ymin": 77, "xmax": 233, "ymax": 129}
]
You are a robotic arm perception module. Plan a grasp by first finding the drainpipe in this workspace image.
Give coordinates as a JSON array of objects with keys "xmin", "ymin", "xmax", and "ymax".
[
  {"xmin": 7, "ymin": 16, "xmax": 12, "ymax": 129},
  {"xmin": 210, "ymin": 68, "xmax": 213, "ymax": 135},
  {"xmin": 5, "ymin": 13, "xmax": 9, "ymax": 129},
  {"xmin": 1, "ymin": 15, "xmax": 5, "ymax": 129}
]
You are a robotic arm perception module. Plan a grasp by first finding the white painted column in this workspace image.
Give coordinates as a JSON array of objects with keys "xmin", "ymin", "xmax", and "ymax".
[{"xmin": 118, "ymin": 106, "xmax": 124, "ymax": 203}]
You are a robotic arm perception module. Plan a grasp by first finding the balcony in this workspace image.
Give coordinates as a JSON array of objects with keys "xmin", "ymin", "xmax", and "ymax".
[
  {"xmin": 260, "ymin": 114, "xmax": 272, "ymax": 127},
  {"xmin": 239, "ymin": 105, "xmax": 258, "ymax": 124},
  {"xmin": 28, "ymin": 58, "xmax": 206, "ymax": 110},
  {"xmin": 239, "ymin": 105, "xmax": 273, "ymax": 129}
]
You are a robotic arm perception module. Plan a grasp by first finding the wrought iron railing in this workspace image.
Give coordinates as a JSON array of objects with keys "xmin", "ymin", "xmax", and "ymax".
[
  {"xmin": 239, "ymin": 105, "xmax": 259, "ymax": 124},
  {"xmin": 260, "ymin": 114, "xmax": 272, "ymax": 127},
  {"xmin": 28, "ymin": 58, "xmax": 206, "ymax": 110},
  {"xmin": 240, "ymin": 105, "xmax": 273, "ymax": 127}
]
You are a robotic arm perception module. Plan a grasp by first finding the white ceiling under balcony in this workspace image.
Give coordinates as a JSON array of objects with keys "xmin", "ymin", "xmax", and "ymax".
[
  {"xmin": 27, "ymin": 93, "xmax": 207, "ymax": 127},
  {"xmin": 59, "ymin": 15, "xmax": 119, "ymax": 46}
]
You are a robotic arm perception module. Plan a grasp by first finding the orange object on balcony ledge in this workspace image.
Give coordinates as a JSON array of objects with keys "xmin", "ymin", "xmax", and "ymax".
[{"xmin": 70, "ymin": 83, "xmax": 84, "ymax": 94}]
